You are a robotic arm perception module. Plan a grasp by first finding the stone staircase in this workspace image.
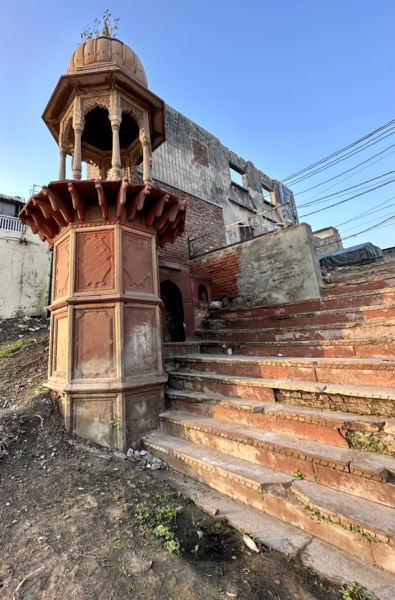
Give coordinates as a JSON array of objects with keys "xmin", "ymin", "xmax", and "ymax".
[{"xmin": 144, "ymin": 261, "xmax": 395, "ymax": 577}]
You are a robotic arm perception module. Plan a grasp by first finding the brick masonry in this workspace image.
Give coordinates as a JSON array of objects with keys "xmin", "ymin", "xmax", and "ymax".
[
  {"xmin": 192, "ymin": 139, "xmax": 209, "ymax": 167},
  {"xmin": 134, "ymin": 171, "xmax": 226, "ymax": 263},
  {"xmin": 190, "ymin": 245, "xmax": 241, "ymax": 300}
]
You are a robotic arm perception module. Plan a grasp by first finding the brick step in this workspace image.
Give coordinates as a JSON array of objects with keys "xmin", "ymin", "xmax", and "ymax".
[
  {"xmin": 143, "ymin": 431, "xmax": 395, "ymax": 572},
  {"xmin": 198, "ymin": 338, "xmax": 395, "ymax": 359},
  {"xmin": 324, "ymin": 277, "xmax": 395, "ymax": 296},
  {"xmin": 196, "ymin": 318, "xmax": 395, "ymax": 343},
  {"xmin": 159, "ymin": 410, "xmax": 395, "ymax": 508},
  {"xmin": 165, "ymin": 387, "xmax": 395, "ymax": 452},
  {"xmin": 173, "ymin": 354, "xmax": 395, "ymax": 388},
  {"xmin": 209, "ymin": 288, "xmax": 395, "ymax": 320},
  {"xmin": 201, "ymin": 305, "xmax": 395, "ymax": 331},
  {"xmin": 168, "ymin": 370, "xmax": 395, "ymax": 417}
]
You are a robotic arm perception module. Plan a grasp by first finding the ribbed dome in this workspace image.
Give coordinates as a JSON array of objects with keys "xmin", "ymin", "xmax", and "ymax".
[{"xmin": 67, "ymin": 37, "xmax": 148, "ymax": 87}]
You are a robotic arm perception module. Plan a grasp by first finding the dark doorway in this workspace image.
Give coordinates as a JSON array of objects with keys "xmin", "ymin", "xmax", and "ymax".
[{"xmin": 160, "ymin": 280, "xmax": 185, "ymax": 342}]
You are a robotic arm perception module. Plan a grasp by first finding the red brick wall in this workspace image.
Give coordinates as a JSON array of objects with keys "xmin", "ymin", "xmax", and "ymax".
[
  {"xmin": 135, "ymin": 171, "xmax": 226, "ymax": 262},
  {"xmin": 189, "ymin": 246, "xmax": 241, "ymax": 300}
]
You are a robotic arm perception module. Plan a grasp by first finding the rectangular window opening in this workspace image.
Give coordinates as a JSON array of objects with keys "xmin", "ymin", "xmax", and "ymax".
[{"xmin": 230, "ymin": 165, "xmax": 245, "ymax": 187}]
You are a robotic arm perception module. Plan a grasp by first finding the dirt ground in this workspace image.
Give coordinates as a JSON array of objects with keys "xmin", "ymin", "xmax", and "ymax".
[{"xmin": 0, "ymin": 318, "xmax": 358, "ymax": 600}]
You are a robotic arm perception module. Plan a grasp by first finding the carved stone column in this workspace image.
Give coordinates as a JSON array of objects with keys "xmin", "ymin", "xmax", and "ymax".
[
  {"xmin": 140, "ymin": 111, "xmax": 153, "ymax": 185},
  {"xmin": 59, "ymin": 130, "xmax": 68, "ymax": 181},
  {"xmin": 109, "ymin": 91, "xmax": 123, "ymax": 180},
  {"xmin": 72, "ymin": 97, "xmax": 84, "ymax": 181}
]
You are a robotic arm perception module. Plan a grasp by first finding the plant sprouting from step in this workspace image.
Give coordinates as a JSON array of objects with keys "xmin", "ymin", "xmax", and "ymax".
[
  {"xmin": 292, "ymin": 469, "xmax": 305, "ymax": 480},
  {"xmin": 305, "ymin": 505, "xmax": 378, "ymax": 543},
  {"xmin": 340, "ymin": 581, "xmax": 378, "ymax": 600}
]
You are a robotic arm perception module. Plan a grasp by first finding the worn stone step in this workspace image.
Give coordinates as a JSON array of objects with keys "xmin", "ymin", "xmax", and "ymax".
[
  {"xmin": 159, "ymin": 410, "xmax": 395, "ymax": 507},
  {"xmin": 268, "ymin": 479, "xmax": 395, "ymax": 572},
  {"xmin": 209, "ymin": 288, "xmax": 395, "ymax": 320},
  {"xmin": 143, "ymin": 431, "xmax": 395, "ymax": 572},
  {"xmin": 196, "ymin": 318, "xmax": 395, "ymax": 343},
  {"xmin": 202, "ymin": 305, "xmax": 395, "ymax": 331},
  {"xmin": 323, "ymin": 277, "xmax": 395, "ymax": 296},
  {"xmin": 168, "ymin": 369, "xmax": 395, "ymax": 410},
  {"xmin": 174, "ymin": 354, "xmax": 395, "ymax": 388},
  {"xmin": 165, "ymin": 387, "xmax": 395, "ymax": 452},
  {"xmin": 147, "ymin": 464, "xmax": 395, "ymax": 599},
  {"xmin": 198, "ymin": 338, "xmax": 395, "ymax": 359}
]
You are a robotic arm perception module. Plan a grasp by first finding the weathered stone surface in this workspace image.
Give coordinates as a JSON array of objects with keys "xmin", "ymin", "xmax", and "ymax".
[
  {"xmin": 54, "ymin": 236, "xmax": 70, "ymax": 299},
  {"xmin": 74, "ymin": 308, "xmax": 115, "ymax": 379},
  {"xmin": 122, "ymin": 231, "xmax": 153, "ymax": 293},
  {"xmin": 75, "ymin": 230, "xmax": 114, "ymax": 292},
  {"xmin": 124, "ymin": 307, "xmax": 158, "ymax": 376}
]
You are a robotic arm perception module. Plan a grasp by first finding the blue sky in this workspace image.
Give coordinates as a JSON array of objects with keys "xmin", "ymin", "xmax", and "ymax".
[{"xmin": 0, "ymin": 0, "xmax": 394, "ymax": 248}]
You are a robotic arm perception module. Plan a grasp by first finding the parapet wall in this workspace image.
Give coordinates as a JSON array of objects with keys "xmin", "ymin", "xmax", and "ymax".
[{"xmin": 190, "ymin": 223, "xmax": 323, "ymax": 305}]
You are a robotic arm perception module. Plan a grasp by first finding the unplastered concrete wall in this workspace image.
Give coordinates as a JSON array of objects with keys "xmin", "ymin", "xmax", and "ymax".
[
  {"xmin": 0, "ymin": 228, "xmax": 51, "ymax": 318},
  {"xmin": 138, "ymin": 104, "xmax": 289, "ymax": 245},
  {"xmin": 190, "ymin": 223, "xmax": 323, "ymax": 305}
]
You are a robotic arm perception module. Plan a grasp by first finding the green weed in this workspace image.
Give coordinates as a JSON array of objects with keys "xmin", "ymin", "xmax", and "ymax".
[
  {"xmin": 340, "ymin": 581, "xmax": 377, "ymax": 600},
  {"xmin": 110, "ymin": 414, "xmax": 120, "ymax": 429},
  {"xmin": 305, "ymin": 506, "xmax": 377, "ymax": 543},
  {"xmin": 0, "ymin": 340, "xmax": 24, "ymax": 358},
  {"xmin": 292, "ymin": 469, "xmax": 305, "ymax": 480}
]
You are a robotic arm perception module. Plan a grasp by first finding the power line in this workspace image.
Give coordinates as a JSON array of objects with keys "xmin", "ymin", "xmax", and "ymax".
[
  {"xmin": 281, "ymin": 119, "xmax": 395, "ymax": 182},
  {"xmin": 298, "ymin": 147, "xmax": 395, "ymax": 204},
  {"xmin": 339, "ymin": 210, "xmax": 395, "ymax": 234},
  {"xmin": 335, "ymin": 196, "xmax": 395, "ymax": 227},
  {"xmin": 341, "ymin": 216, "xmax": 395, "ymax": 241},
  {"xmin": 295, "ymin": 145, "xmax": 395, "ymax": 195},
  {"xmin": 288, "ymin": 129, "xmax": 395, "ymax": 186},
  {"xmin": 297, "ymin": 171, "xmax": 395, "ymax": 208},
  {"xmin": 299, "ymin": 179, "xmax": 395, "ymax": 217}
]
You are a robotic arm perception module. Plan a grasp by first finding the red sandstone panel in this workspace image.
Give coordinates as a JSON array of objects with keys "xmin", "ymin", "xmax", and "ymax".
[
  {"xmin": 54, "ymin": 237, "xmax": 70, "ymax": 299},
  {"xmin": 122, "ymin": 231, "xmax": 153, "ymax": 294},
  {"xmin": 74, "ymin": 307, "xmax": 116, "ymax": 379},
  {"xmin": 52, "ymin": 311, "xmax": 68, "ymax": 378},
  {"xmin": 75, "ymin": 230, "xmax": 114, "ymax": 293},
  {"xmin": 125, "ymin": 389, "xmax": 161, "ymax": 448},
  {"xmin": 124, "ymin": 306, "xmax": 158, "ymax": 376},
  {"xmin": 74, "ymin": 397, "xmax": 115, "ymax": 447}
]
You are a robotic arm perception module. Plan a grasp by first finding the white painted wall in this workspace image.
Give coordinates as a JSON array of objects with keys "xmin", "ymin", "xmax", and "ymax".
[{"xmin": 0, "ymin": 228, "xmax": 51, "ymax": 318}]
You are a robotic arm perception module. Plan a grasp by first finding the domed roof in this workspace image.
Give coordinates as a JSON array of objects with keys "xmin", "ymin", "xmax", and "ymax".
[{"xmin": 67, "ymin": 37, "xmax": 148, "ymax": 87}]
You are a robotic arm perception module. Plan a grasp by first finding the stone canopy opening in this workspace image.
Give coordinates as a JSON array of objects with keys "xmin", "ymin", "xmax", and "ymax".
[{"xmin": 82, "ymin": 108, "xmax": 140, "ymax": 153}]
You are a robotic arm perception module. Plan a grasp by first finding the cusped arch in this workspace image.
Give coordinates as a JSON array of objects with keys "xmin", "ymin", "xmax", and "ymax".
[
  {"xmin": 120, "ymin": 98, "xmax": 143, "ymax": 130},
  {"xmin": 82, "ymin": 96, "xmax": 111, "ymax": 119}
]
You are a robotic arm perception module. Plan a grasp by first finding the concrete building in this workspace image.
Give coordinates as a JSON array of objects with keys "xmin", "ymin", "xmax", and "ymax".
[
  {"xmin": 0, "ymin": 193, "xmax": 51, "ymax": 318},
  {"xmin": 312, "ymin": 226, "xmax": 343, "ymax": 256},
  {"xmin": 136, "ymin": 104, "xmax": 295, "ymax": 247}
]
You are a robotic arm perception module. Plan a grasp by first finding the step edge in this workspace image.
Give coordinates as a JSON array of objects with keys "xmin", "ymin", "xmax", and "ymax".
[{"xmin": 159, "ymin": 410, "xmax": 395, "ymax": 478}]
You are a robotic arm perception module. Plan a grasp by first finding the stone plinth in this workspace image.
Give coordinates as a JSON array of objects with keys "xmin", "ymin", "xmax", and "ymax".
[{"xmin": 19, "ymin": 178, "xmax": 186, "ymax": 450}]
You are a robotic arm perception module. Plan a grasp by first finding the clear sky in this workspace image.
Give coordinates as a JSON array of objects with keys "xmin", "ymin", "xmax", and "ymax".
[{"xmin": 0, "ymin": 0, "xmax": 394, "ymax": 249}]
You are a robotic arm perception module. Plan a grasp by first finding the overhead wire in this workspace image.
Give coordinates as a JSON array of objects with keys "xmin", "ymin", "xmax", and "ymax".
[
  {"xmin": 340, "ymin": 216, "xmax": 395, "ymax": 241},
  {"xmin": 298, "ymin": 171, "xmax": 395, "ymax": 207},
  {"xmin": 339, "ymin": 210, "xmax": 395, "ymax": 234},
  {"xmin": 294, "ymin": 144, "xmax": 395, "ymax": 195},
  {"xmin": 287, "ymin": 129, "xmax": 395, "ymax": 186},
  {"xmin": 281, "ymin": 119, "xmax": 395, "ymax": 183},
  {"xmin": 335, "ymin": 196, "xmax": 395, "ymax": 227},
  {"xmin": 299, "ymin": 179, "xmax": 395, "ymax": 217},
  {"xmin": 297, "ymin": 147, "xmax": 395, "ymax": 203}
]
